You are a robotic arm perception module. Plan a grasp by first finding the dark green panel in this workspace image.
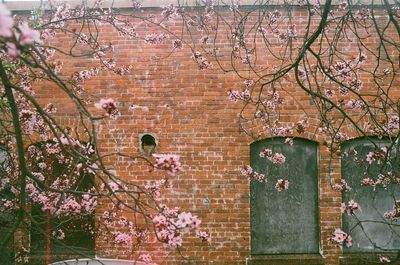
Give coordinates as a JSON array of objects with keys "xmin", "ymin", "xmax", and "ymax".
[
  {"xmin": 250, "ymin": 138, "xmax": 319, "ymax": 254},
  {"xmin": 0, "ymin": 148, "xmax": 15, "ymax": 264},
  {"xmin": 342, "ymin": 138, "xmax": 400, "ymax": 253}
]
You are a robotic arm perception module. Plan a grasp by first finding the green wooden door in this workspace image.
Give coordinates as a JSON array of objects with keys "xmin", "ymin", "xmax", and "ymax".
[
  {"xmin": 250, "ymin": 138, "xmax": 319, "ymax": 254},
  {"xmin": 342, "ymin": 137, "xmax": 400, "ymax": 252}
]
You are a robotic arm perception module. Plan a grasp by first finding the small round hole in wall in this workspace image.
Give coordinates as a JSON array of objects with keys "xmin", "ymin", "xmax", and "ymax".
[{"xmin": 140, "ymin": 133, "xmax": 158, "ymax": 156}]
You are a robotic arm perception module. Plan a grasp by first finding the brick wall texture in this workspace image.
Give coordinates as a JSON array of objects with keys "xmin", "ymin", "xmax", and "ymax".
[{"xmin": 34, "ymin": 5, "xmax": 400, "ymax": 265}]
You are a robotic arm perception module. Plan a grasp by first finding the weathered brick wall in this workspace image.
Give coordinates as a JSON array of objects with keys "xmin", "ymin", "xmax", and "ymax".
[{"xmin": 32, "ymin": 5, "xmax": 399, "ymax": 265}]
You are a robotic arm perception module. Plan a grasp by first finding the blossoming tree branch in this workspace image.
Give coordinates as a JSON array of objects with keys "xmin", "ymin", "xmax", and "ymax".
[
  {"xmin": 0, "ymin": 0, "xmax": 399, "ymax": 264},
  {"xmin": 0, "ymin": 1, "xmax": 210, "ymax": 264},
  {"xmin": 173, "ymin": 0, "xmax": 399, "ymax": 262}
]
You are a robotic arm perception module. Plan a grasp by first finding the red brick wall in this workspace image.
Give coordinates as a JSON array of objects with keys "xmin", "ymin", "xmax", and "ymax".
[{"xmin": 33, "ymin": 5, "xmax": 399, "ymax": 265}]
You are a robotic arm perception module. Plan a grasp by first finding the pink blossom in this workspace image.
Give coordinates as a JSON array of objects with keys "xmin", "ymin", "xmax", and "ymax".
[
  {"xmin": 94, "ymin": 98, "xmax": 119, "ymax": 118},
  {"xmin": 18, "ymin": 22, "xmax": 41, "ymax": 45},
  {"xmin": 239, "ymin": 165, "xmax": 253, "ymax": 177},
  {"xmin": 197, "ymin": 230, "xmax": 211, "ymax": 244},
  {"xmin": 52, "ymin": 229, "xmax": 65, "ymax": 240},
  {"xmin": 356, "ymin": 53, "xmax": 367, "ymax": 64},
  {"xmin": 295, "ymin": 119, "xmax": 309, "ymax": 133},
  {"xmin": 108, "ymin": 181, "xmax": 119, "ymax": 192},
  {"xmin": 341, "ymin": 200, "xmax": 360, "ymax": 215},
  {"xmin": 384, "ymin": 208, "xmax": 400, "ymax": 220},
  {"xmin": 328, "ymin": 228, "xmax": 352, "ymax": 247},
  {"xmin": 228, "ymin": 89, "xmax": 251, "ymax": 102},
  {"xmin": 259, "ymin": 148, "xmax": 273, "ymax": 158},
  {"xmin": 349, "ymin": 78, "xmax": 362, "ymax": 91},
  {"xmin": 379, "ymin": 256, "xmax": 391, "ymax": 263},
  {"xmin": 0, "ymin": 3, "xmax": 13, "ymax": 37},
  {"xmin": 153, "ymin": 154, "xmax": 182, "ymax": 176},
  {"xmin": 339, "ymin": 86, "xmax": 349, "ymax": 96},
  {"xmin": 332, "ymin": 179, "xmax": 352, "ymax": 192},
  {"xmin": 139, "ymin": 254, "xmax": 153, "ymax": 264},
  {"xmin": 168, "ymin": 235, "xmax": 183, "ymax": 247},
  {"xmin": 161, "ymin": 4, "xmax": 178, "ymax": 19},
  {"xmin": 252, "ymin": 171, "xmax": 267, "ymax": 183},
  {"xmin": 145, "ymin": 179, "xmax": 167, "ymax": 197},
  {"xmin": 73, "ymin": 68, "xmax": 99, "ymax": 83},
  {"xmin": 287, "ymin": 25, "xmax": 297, "ymax": 38},
  {"xmin": 285, "ymin": 138, "xmax": 294, "ymax": 145},
  {"xmin": 275, "ymin": 179, "xmax": 289, "ymax": 192},
  {"xmin": 239, "ymin": 165, "xmax": 267, "ymax": 183},
  {"xmin": 339, "ymin": 1, "xmax": 348, "ymax": 9},
  {"xmin": 172, "ymin": 39, "xmax": 183, "ymax": 49},
  {"xmin": 346, "ymin": 99, "xmax": 365, "ymax": 110},
  {"xmin": 386, "ymin": 116, "xmax": 399, "ymax": 133},
  {"xmin": 6, "ymin": 42, "xmax": 20, "ymax": 58},
  {"xmin": 113, "ymin": 232, "xmax": 132, "ymax": 246},
  {"xmin": 266, "ymin": 10, "xmax": 282, "ymax": 24},
  {"xmin": 383, "ymin": 68, "xmax": 391, "ymax": 75},
  {"xmin": 366, "ymin": 148, "xmax": 387, "ymax": 164},
  {"xmin": 81, "ymin": 194, "xmax": 97, "ymax": 213},
  {"xmin": 144, "ymin": 33, "xmax": 167, "ymax": 45},
  {"xmin": 260, "ymin": 148, "xmax": 286, "ymax": 164},
  {"xmin": 384, "ymin": 200, "xmax": 400, "ymax": 220},
  {"xmin": 325, "ymin": 89, "xmax": 335, "ymax": 98},
  {"xmin": 244, "ymin": 79, "xmax": 255, "ymax": 88},
  {"xmin": 175, "ymin": 211, "xmax": 193, "ymax": 228},
  {"xmin": 242, "ymin": 53, "xmax": 251, "ymax": 64},
  {"xmin": 191, "ymin": 51, "xmax": 212, "ymax": 70}
]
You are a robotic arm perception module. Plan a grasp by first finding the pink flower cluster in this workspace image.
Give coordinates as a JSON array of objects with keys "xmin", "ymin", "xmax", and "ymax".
[
  {"xmin": 191, "ymin": 51, "xmax": 212, "ymax": 70},
  {"xmin": 328, "ymin": 228, "xmax": 352, "ymax": 247},
  {"xmin": 361, "ymin": 177, "xmax": 375, "ymax": 186},
  {"xmin": 266, "ymin": 10, "xmax": 282, "ymax": 24},
  {"xmin": 384, "ymin": 201, "xmax": 400, "ymax": 220},
  {"xmin": 239, "ymin": 165, "xmax": 267, "ymax": 183},
  {"xmin": 259, "ymin": 148, "xmax": 286, "ymax": 164},
  {"xmin": 340, "ymin": 200, "xmax": 360, "ymax": 215},
  {"xmin": 139, "ymin": 254, "xmax": 153, "ymax": 264},
  {"xmin": 161, "ymin": 4, "xmax": 179, "ymax": 20},
  {"xmin": 0, "ymin": 3, "xmax": 13, "ymax": 37},
  {"xmin": 243, "ymin": 79, "xmax": 255, "ymax": 88},
  {"xmin": 346, "ymin": 99, "xmax": 366, "ymax": 110},
  {"xmin": 108, "ymin": 181, "xmax": 120, "ymax": 192},
  {"xmin": 385, "ymin": 116, "xmax": 399, "ymax": 133},
  {"xmin": 172, "ymin": 39, "xmax": 183, "ymax": 49},
  {"xmin": 144, "ymin": 33, "xmax": 167, "ymax": 45},
  {"xmin": 95, "ymin": 98, "xmax": 119, "ymax": 118},
  {"xmin": 294, "ymin": 119, "xmax": 309, "ymax": 134},
  {"xmin": 27, "ymin": 181, "xmax": 97, "ymax": 217},
  {"xmin": 145, "ymin": 179, "xmax": 167, "ymax": 197},
  {"xmin": 18, "ymin": 22, "xmax": 41, "ymax": 45},
  {"xmin": 332, "ymin": 179, "xmax": 352, "ymax": 192},
  {"xmin": 275, "ymin": 179, "xmax": 289, "ymax": 192},
  {"xmin": 227, "ymin": 89, "xmax": 251, "ymax": 102},
  {"xmin": 379, "ymin": 256, "xmax": 391, "ymax": 263},
  {"xmin": 333, "ymin": 60, "xmax": 353, "ymax": 79},
  {"xmin": 0, "ymin": 4, "xmax": 41, "ymax": 57},
  {"xmin": 72, "ymin": 68, "xmax": 99, "ymax": 83},
  {"xmin": 19, "ymin": 109, "xmax": 46, "ymax": 135},
  {"xmin": 153, "ymin": 154, "xmax": 182, "ymax": 176},
  {"xmin": 152, "ymin": 205, "xmax": 210, "ymax": 248},
  {"xmin": 366, "ymin": 147, "xmax": 387, "ymax": 164},
  {"xmin": 100, "ymin": 212, "xmax": 150, "ymax": 248},
  {"xmin": 264, "ymin": 91, "xmax": 283, "ymax": 111},
  {"xmin": 113, "ymin": 232, "xmax": 132, "ymax": 246},
  {"xmin": 52, "ymin": 229, "xmax": 65, "ymax": 240}
]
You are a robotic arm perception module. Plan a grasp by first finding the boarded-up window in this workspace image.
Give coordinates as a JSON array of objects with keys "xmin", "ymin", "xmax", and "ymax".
[
  {"xmin": 341, "ymin": 137, "xmax": 400, "ymax": 253},
  {"xmin": 0, "ymin": 147, "xmax": 14, "ymax": 264},
  {"xmin": 250, "ymin": 138, "xmax": 319, "ymax": 254},
  {"xmin": 28, "ymin": 141, "xmax": 95, "ymax": 263}
]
